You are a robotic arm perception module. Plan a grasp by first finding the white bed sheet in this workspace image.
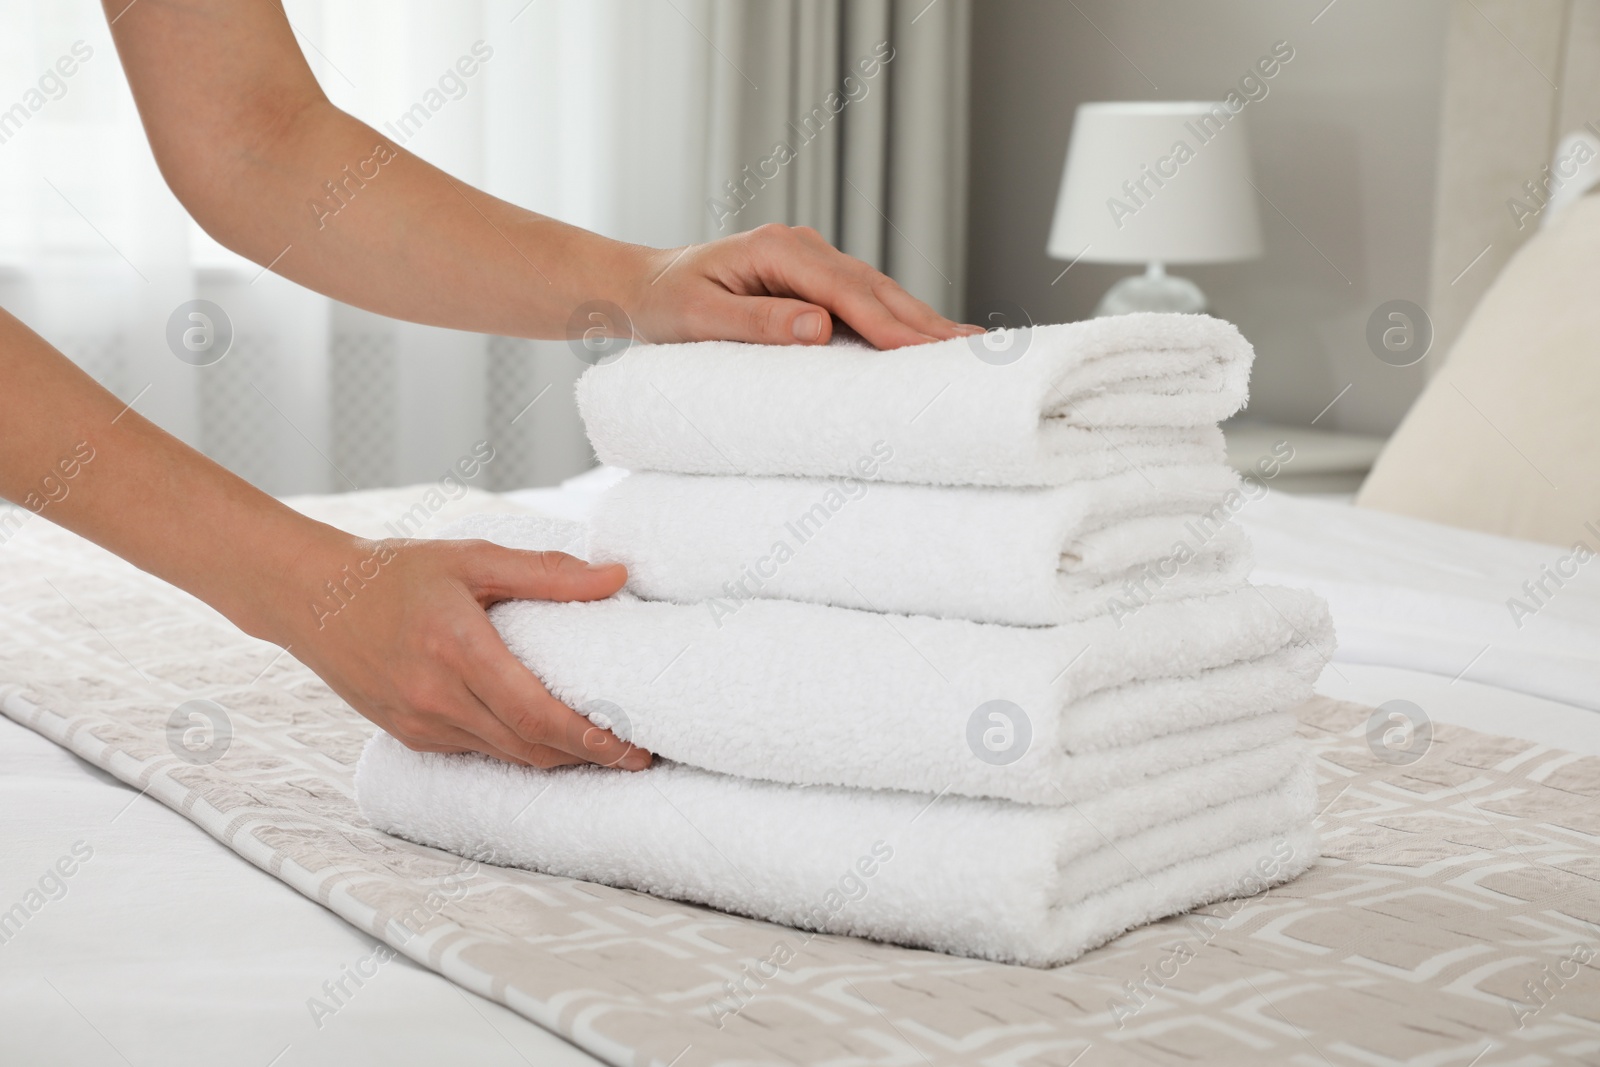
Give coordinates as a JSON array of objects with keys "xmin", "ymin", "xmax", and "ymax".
[
  {"xmin": 1240, "ymin": 489, "xmax": 1600, "ymax": 712},
  {"xmin": 7, "ymin": 476, "xmax": 1600, "ymax": 1066}
]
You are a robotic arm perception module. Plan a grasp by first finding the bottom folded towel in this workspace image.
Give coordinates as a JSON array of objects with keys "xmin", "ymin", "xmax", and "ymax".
[{"xmin": 356, "ymin": 733, "xmax": 1318, "ymax": 967}]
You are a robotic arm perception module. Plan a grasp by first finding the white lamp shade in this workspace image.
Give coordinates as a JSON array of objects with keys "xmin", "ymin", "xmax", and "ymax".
[{"xmin": 1048, "ymin": 101, "xmax": 1264, "ymax": 265}]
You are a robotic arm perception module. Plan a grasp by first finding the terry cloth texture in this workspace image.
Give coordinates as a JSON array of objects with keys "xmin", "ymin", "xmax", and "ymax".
[
  {"xmin": 586, "ymin": 465, "xmax": 1254, "ymax": 626},
  {"xmin": 575, "ymin": 313, "xmax": 1253, "ymax": 486},
  {"xmin": 357, "ymin": 728, "xmax": 1317, "ymax": 968},
  {"xmin": 436, "ymin": 513, "xmax": 1333, "ymax": 805}
]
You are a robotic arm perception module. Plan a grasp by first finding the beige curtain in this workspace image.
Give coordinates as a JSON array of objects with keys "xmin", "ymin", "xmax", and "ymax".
[
  {"xmin": 1427, "ymin": 0, "xmax": 1600, "ymax": 370},
  {"xmin": 701, "ymin": 0, "xmax": 971, "ymax": 318}
]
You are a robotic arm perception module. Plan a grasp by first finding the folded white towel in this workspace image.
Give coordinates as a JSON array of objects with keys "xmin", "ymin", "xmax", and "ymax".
[
  {"xmin": 587, "ymin": 465, "xmax": 1253, "ymax": 626},
  {"xmin": 437, "ymin": 515, "xmax": 1333, "ymax": 805},
  {"xmin": 355, "ymin": 730, "xmax": 1317, "ymax": 968},
  {"xmin": 576, "ymin": 313, "xmax": 1252, "ymax": 486}
]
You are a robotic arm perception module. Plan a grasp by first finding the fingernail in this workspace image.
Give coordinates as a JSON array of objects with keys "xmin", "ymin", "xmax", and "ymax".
[
  {"xmin": 792, "ymin": 312, "xmax": 824, "ymax": 342},
  {"xmin": 621, "ymin": 748, "xmax": 651, "ymax": 771},
  {"xmin": 584, "ymin": 560, "xmax": 620, "ymax": 572},
  {"xmin": 956, "ymin": 324, "xmax": 987, "ymax": 336}
]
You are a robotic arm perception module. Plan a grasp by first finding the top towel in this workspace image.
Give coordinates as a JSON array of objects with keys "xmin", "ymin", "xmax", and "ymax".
[{"xmin": 577, "ymin": 312, "xmax": 1253, "ymax": 487}]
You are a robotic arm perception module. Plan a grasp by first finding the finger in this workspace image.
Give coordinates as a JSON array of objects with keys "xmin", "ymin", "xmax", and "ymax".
[
  {"xmin": 395, "ymin": 739, "xmax": 472, "ymax": 755},
  {"xmin": 443, "ymin": 692, "xmax": 589, "ymax": 769},
  {"xmin": 390, "ymin": 719, "xmax": 533, "ymax": 764},
  {"xmin": 788, "ymin": 237, "xmax": 982, "ymax": 343},
  {"xmin": 393, "ymin": 690, "xmax": 587, "ymax": 769},
  {"xmin": 460, "ymin": 543, "xmax": 628, "ymax": 604},
  {"xmin": 466, "ymin": 633, "xmax": 652, "ymax": 770},
  {"xmin": 698, "ymin": 290, "xmax": 836, "ymax": 346},
  {"xmin": 798, "ymin": 232, "xmax": 969, "ymax": 339},
  {"xmin": 758, "ymin": 247, "xmax": 936, "ymax": 350},
  {"xmin": 722, "ymin": 227, "xmax": 929, "ymax": 349},
  {"xmin": 812, "ymin": 290, "xmax": 928, "ymax": 350},
  {"xmin": 873, "ymin": 278, "xmax": 983, "ymax": 341}
]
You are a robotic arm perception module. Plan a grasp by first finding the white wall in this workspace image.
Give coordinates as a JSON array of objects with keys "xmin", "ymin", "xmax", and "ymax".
[{"xmin": 965, "ymin": 0, "xmax": 1450, "ymax": 435}]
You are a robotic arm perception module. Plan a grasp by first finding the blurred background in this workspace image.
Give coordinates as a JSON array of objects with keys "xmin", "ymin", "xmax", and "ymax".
[{"xmin": 0, "ymin": 0, "xmax": 1569, "ymax": 497}]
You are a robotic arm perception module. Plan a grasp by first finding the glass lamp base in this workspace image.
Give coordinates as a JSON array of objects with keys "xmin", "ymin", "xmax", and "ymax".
[{"xmin": 1093, "ymin": 265, "xmax": 1207, "ymax": 317}]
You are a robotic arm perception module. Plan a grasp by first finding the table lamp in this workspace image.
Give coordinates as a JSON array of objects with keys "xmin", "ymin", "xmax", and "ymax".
[{"xmin": 1048, "ymin": 101, "xmax": 1264, "ymax": 316}]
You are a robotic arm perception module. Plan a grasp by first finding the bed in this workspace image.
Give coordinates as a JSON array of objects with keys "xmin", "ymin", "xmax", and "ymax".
[{"xmin": 3, "ymin": 475, "xmax": 1598, "ymax": 1067}]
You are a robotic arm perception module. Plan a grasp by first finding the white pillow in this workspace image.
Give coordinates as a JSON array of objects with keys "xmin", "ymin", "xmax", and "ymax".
[{"xmin": 1357, "ymin": 194, "xmax": 1600, "ymax": 547}]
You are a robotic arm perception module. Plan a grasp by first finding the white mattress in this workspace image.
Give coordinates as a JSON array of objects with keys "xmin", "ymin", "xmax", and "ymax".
[{"xmin": 5, "ymin": 478, "xmax": 1598, "ymax": 1066}]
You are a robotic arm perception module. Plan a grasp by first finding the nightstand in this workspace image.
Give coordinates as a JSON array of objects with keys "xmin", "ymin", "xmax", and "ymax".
[{"xmin": 1223, "ymin": 421, "xmax": 1387, "ymax": 495}]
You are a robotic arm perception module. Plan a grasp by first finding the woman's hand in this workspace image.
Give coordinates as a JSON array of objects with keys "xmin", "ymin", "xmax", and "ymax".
[
  {"xmin": 625, "ymin": 224, "xmax": 984, "ymax": 351},
  {"xmin": 2, "ymin": 305, "xmax": 643, "ymax": 772},
  {"xmin": 278, "ymin": 532, "xmax": 650, "ymax": 770}
]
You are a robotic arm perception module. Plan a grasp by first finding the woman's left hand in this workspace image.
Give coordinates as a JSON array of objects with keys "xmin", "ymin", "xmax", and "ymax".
[{"xmin": 625, "ymin": 223, "xmax": 983, "ymax": 351}]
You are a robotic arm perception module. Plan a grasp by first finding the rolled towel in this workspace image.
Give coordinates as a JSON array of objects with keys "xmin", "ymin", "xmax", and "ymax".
[
  {"xmin": 437, "ymin": 514, "xmax": 1333, "ymax": 805},
  {"xmin": 587, "ymin": 465, "xmax": 1254, "ymax": 626},
  {"xmin": 576, "ymin": 313, "xmax": 1252, "ymax": 486},
  {"xmin": 356, "ymin": 730, "xmax": 1317, "ymax": 968}
]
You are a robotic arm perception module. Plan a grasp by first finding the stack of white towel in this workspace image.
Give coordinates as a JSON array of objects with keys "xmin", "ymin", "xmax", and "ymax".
[{"xmin": 357, "ymin": 313, "xmax": 1333, "ymax": 968}]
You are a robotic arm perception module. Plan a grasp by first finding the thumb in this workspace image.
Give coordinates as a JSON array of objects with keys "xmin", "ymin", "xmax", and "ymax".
[
  {"xmin": 465, "ymin": 545, "xmax": 627, "ymax": 604},
  {"xmin": 711, "ymin": 292, "xmax": 833, "ymax": 346}
]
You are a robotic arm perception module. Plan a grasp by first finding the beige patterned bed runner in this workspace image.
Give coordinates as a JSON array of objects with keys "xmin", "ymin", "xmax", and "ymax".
[{"xmin": 2, "ymin": 488, "xmax": 1598, "ymax": 1067}]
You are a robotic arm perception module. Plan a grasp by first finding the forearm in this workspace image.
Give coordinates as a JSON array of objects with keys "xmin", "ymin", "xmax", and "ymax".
[
  {"xmin": 104, "ymin": 0, "xmax": 649, "ymax": 340},
  {"xmin": 0, "ymin": 308, "xmax": 349, "ymax": 643},
  {"xmin": 181, "ymin": 102, "xmax": 648, "ymax": 339}
]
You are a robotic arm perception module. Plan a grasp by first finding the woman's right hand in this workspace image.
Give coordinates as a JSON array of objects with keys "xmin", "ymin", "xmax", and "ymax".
[
  {"xmin": 3, "ymin": 305, "xmax": 643, "ymax": 772},
  {"xmin": 276, "ymin": 530, "xmax": 650, "ymax": 770}
]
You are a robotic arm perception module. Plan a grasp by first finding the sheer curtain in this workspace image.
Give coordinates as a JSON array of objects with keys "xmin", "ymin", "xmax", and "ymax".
[{"xmin": 0, "ymin": 0, "xmax": 968, "ymax": 496}]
